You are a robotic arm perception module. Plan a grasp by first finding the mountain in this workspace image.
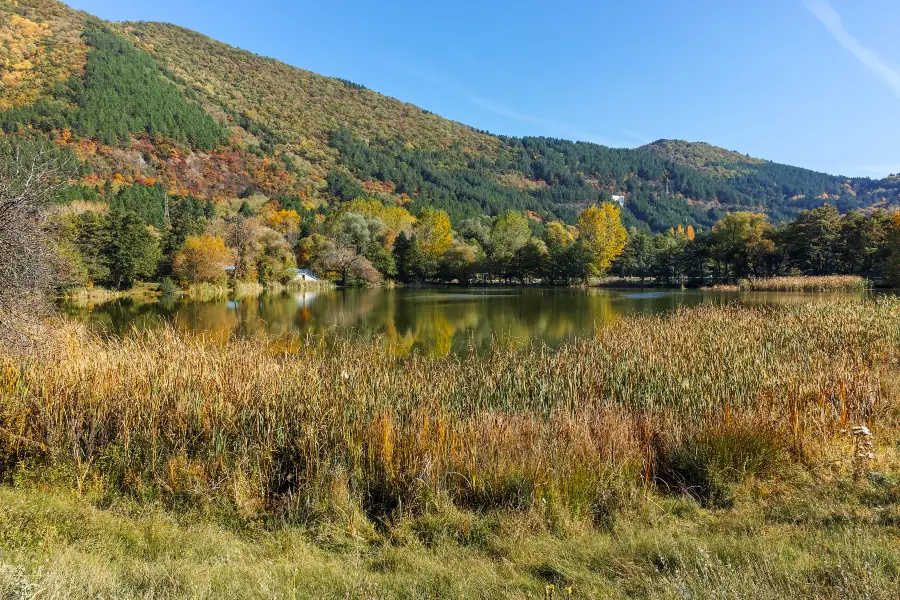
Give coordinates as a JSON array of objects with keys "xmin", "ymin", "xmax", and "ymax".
[{"xmin": 2, "ymin": 0, "xmax": 898, "ymax": 232}]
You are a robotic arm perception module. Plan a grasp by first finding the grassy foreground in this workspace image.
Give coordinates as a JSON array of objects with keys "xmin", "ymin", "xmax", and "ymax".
[
  {"xmin": 1, "ymin": 475, "xmax": 898, "ymax": 599},
  {"xmin": 0, "ymin": 298, "xmax": 899, "ymax": 598}
]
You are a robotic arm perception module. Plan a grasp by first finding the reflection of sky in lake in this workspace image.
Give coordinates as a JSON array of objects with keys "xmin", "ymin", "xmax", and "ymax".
[{"xmin": 63, "ymin": 287, "xmax": 872, "ymax": 357}]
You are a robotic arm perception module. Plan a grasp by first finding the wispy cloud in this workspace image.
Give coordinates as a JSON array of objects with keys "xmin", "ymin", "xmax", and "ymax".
[
  {"xmin": 406, "ymin": 68, "xmax": 628, "ymax": 147},
  {"xmin": 803, "ymin": 0, "xmax": 900, "ymax": 98}
]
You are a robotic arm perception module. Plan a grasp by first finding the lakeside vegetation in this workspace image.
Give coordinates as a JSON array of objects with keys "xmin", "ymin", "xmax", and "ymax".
[
  {"xmin": 737, "ymin": 275, "xmax": 871, "ymax": 292},
  {"xmin": 1, "ymin": 298, "xmax": 898, "ymax": 597}
]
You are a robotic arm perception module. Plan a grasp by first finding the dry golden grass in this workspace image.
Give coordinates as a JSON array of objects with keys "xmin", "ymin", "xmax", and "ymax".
[
  {"xmin": 739, "ymin": 275, "xmax": 870, "ymax": 292},
  {"xmin": 1, "ymin": 297, "xmax": 897, "ymax": 524}
]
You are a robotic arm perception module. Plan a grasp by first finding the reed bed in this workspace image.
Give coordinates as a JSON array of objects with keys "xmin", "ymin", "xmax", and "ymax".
[
  {"xmin": 0, "ymin": 298, "xmax": 897, "ymax": 524},
  {"xmin": 738, "ymin": 275, "xmax": 870, "ymax": 292}
]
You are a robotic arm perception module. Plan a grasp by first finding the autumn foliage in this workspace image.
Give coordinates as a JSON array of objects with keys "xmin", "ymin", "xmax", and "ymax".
[{"xmin": 173, "ymin": 234, "xmax": 232, "ymax": 284}]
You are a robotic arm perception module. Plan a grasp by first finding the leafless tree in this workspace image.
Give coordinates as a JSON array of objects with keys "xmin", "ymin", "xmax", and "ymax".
[
  {"xmin": 0, "ymin": 140, "xmax": 70, "ymax": 347},
  {"xmin": 226, "ymin": 216, "xmax": 263, "ymax": 281},
  {"xmin": 316, "ymin": 245, "xmax": 381, "ymax": 285}
]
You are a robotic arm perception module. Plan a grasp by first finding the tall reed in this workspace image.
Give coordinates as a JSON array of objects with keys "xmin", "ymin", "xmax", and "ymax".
[
  {"xmin": 738, "ymin": 275, "xmax": 870, "ymax": 292},
  {"xmin": 0, "ymin": 298, "xmax": 896, "ymax": 522}
]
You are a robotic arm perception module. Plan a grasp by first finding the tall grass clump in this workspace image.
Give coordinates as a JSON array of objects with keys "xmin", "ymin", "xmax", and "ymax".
[
  {"xmin": 738, "ymin": 275, "xmax": 870, "ymax": 292},
  {"xmin": 0, "ymin": 297, "xmax": 897, "ymax": 526}
]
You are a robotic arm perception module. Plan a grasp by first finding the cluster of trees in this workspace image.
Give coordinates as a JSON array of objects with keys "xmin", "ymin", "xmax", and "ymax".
[
  {"xmin": 2, "ymin": 23, "xmax": 227, "ymax": 150},
  {"xmin": 49, "ymin": 175, "xmax": 900, "ymax": 293},
  {"xmin": 53, "ymin": 185, "xmax": 298, "ymax": 290},
  {"xmin": 295, "ymin": 201, "xmax": 627, "ymax": 286},
  {"xmin": 614, "ymin": 205, "xmax": 900, "ymax": 285},
  {"xmin": 50, "ymin": 179, "xmax": 631, "ymax": 291}
]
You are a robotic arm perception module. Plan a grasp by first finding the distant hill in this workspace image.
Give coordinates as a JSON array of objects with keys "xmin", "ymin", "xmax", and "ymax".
[{"xmin": 2, "ymin": 0, "xmax": 898, "ymax": 232}]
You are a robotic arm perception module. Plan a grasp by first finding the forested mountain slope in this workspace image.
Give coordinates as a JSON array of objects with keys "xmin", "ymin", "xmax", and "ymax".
[{"xmin": 2, "ymin": 0, "xmax": 898, "ymax": 232}]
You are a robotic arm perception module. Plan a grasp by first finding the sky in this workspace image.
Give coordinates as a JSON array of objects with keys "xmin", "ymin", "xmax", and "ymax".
[{"xmin": 65, "ymin": 0, "xmax": 900, "ymax": 178}]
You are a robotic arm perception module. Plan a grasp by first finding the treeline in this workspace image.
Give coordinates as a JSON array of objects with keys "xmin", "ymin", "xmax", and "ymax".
[
  {"xmin": 614, "ymin": 206, "xmax": 900, "ymax": 286},
  {"xmin": 51, "ymin": 176, "xmax": 900, "ymax": 292},
  {"xmin": 51, "ymin": 179, "xmax": 631, "ymax": 290}
]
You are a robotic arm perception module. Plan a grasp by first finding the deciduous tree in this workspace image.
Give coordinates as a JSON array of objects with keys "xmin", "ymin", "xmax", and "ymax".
[{"xmin": 576, "ymin": 203, "xmax": 627, "ymax": 276}]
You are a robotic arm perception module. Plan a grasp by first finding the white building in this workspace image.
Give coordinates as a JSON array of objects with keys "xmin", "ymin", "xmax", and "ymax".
[{"xmin": 288, "ymin": 268, "xmax": 319, "ymax": 282}]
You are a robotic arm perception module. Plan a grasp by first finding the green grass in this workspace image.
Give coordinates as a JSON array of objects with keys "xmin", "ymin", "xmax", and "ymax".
[{"xmin": 0, "ymin": 474, "xmax": 898, "ymax": 599}]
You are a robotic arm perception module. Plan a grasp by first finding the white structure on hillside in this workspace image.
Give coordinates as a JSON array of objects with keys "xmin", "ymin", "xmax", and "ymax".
[{"xmin": 611, "ymin": 195, "xmax": 626, "ymax": 206}]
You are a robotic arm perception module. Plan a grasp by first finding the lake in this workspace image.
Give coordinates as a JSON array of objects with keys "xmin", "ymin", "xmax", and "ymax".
[{"xmin": 63, "ymin": 287, "xmax": 872, "ymax": 356}]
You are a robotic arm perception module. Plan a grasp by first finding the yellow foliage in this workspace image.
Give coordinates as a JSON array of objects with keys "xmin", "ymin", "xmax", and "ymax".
[
  {"xmin": 343, "ymin": 198, "xmax": 415, "ymax": 235},
  {"xmin": 0, "ymin": 11, "xmax": 86, "ymax": 110},
  {"xmin": 173, "ymin": 235, "xmax": 233, "ymax": 284},
  {"xmin": 545, "ymin": 220, "xmax": 576, "ymax": 250},
  {"xmin": 415, "ymin": 208, "xmax": 453, "ymax": 258},
  {"xmin": 577, "ymin": 203, "xmax": 627, "ymax": 275},
  {"xmin": 267, "ymin": 209, "xmax": 301, "ymax": 236}
]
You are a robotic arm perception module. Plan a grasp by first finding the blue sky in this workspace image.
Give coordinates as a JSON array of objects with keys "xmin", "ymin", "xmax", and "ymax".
[{"xmin": 66, "ymin": 0, "xmax": 900, "ymax": 178}]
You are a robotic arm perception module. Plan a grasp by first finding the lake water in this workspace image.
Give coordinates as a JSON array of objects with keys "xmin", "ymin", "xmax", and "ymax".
[{"xmin": 63, "ymin": 287, "xmax": 871, "ymax": 356}]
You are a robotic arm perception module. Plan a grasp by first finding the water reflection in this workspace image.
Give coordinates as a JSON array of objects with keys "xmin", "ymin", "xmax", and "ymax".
[{"xmin": 62, "ymin": 287, "xmax": 871, "ymax": 356}]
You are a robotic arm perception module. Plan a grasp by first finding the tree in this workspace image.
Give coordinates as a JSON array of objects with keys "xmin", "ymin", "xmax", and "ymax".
[
  {"xmin": 887, "ymin": 212, "xmax": 900, "ymax": 287},
  {"xmin": 393, "ymin": 231, "xmax": 433, "ymax": 283},
  {"xmin": 267, "ymin": 209, "xmax": 302, "ymax": 243},
  {"xmin": 0, "ymin": 139, "xmax": 69, "ymax": 344},
  {"xmin": 227, "ymin": 217, "xmax": 263, "ymax": 281},
  {"xmin": 343, "ymin": 199, "xmax": 415, "ymax": 238},
  {"xmin": 329, "ymin": 211, "xmax": 385, "ymax": 255},
  {"xmin": 576, "ymin": 203, "xmax": 627, "ymax": 276},
  {"xmin": 835, "ymin": 210, "xmax": 889, "ymax": 276},
  {"xmin": 511, "ymin": 238, "xmax": 548, "ymax": 283},
  {"xmin": 173, "ymin": 234, "xmax": 232, "ymax": 284},
  {"xmin": 708, "ymin": 212, "xmax": 775, "ymax": 280},
  {"xmin": 326, "ymin": 170, "xmax": 364, "ymax": 201},
  {"xmin": 365, "ymin": 241, "xmax": 397, "ymax": 278},
  {"xmin": 614, "ymin": 228, "xmax": 653, "ymax": 283},
  {"xmin": 490, "ymin": 211, "xmax": 532, "ymax": 277},
  {"xmin": 317, "ymin": 244, "xmax": 381, "ymax": 285},
  {"xmin": 106, "ymin": 211, "xmax": 161, "ymax": 289},
  {"xmin": 544, "ymin": 220, "xmax": 577, "ymax": 253},
  {"xmin": 783, "ymin": 205, "xmax": 840, "ymax": 274},
  {"xmin": 51, "ymin": 210, "xmax": 112, "ymax": 288},
  {"xmin": 257, "ymin": 229, "xmax": 295, "ymax": 284},
  {"xmin": 440, "ymin": 240, "xmax": 480, "ymax": 284},
  {"xmin": 296, "ymin": 234, "xmax": 330, "ymax": 269},
  {"xmin": 414, "ymin": 208, "xmax": 453, "ymax": 259}
]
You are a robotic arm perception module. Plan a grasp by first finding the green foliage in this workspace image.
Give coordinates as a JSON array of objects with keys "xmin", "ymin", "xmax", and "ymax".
[
  {"xmin": 654, "ymin": 427, "xmax": 781, "ymax": 508},
  {"xmin": 75, "ymin": 24, "xmax": 227, "ymax": 149},
  {"xmin": 105, "ymin": 210, "xmax": 161, "ymax": 289},
  {"xmin": 613, "ymin": 208, "xmax": 894, "ymax": 285},
  {"xmin": 326, "ymin": 169, "xmax": 364, "ymax": 201},
  {"xmin": 108, "ymin": 182, "xmax": 168, "ymax": 229}
]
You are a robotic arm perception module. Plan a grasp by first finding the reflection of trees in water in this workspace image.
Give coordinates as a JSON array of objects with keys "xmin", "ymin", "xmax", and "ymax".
[
  {"xmin": 173, "ymin": 298, "xmax": 239, "ymax": 343},
  {"xmin": 66, "ymin": 289, "xmax": 842, "ymax": 356}
]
